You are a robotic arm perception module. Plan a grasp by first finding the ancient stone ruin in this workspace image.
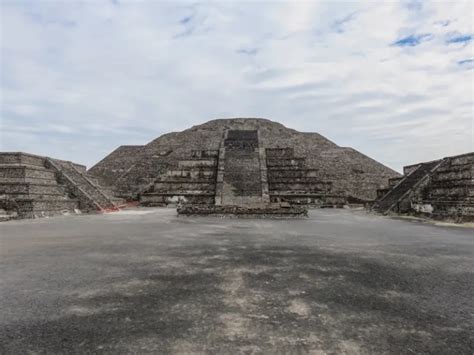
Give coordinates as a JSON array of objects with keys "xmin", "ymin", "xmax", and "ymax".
[
  {"xmin": 89, "ymin": 118, "xmax": 399, "ymax": 216},
  {"xmin": 0, "ymin": 152, "xmax": 121, "ymax": 220},
  {"xmin": 2, "ymin": 118, "xmax": 473, "ymax": 221},
  {"xmin": 375, "ymin": 152, "xmax": 474, "ymax": 222}
]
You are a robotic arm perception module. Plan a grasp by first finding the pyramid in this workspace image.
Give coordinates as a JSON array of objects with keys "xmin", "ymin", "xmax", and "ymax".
[{"xmin": 89, "ymin": 118, "xmax": 399, "ymax": 208}]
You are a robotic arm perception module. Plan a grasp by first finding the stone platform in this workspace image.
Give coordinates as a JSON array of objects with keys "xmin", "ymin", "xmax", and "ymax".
[
  {"xmin": 375, "ymin": 152, "xmax": 474, "ymax": 222},
  {"xmin": 177, "ymin": 203, "xmax": 308, "ymax": 218},
  {"xmin": 0, "ymin": 152, "xmax": 122, "ymax": 220}
]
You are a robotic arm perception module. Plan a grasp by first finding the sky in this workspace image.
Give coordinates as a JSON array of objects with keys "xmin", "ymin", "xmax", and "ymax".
[{"xmin": 1, "ymin": 0, "xmax": 473, "ymax": 172}]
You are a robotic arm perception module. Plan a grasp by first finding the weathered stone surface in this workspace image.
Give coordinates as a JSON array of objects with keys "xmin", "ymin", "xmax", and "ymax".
[
  {"xmin": 177, "ymin": 204, "xmax": 308, "ymax": 218},
  {"xmin": 375, "ymin": 152, "xmax": 474, "ymax": 222},
  {"xmin": 0, "ymin": 152, "xmax": 122, "ymax": 219},
  {"xmin": 218, "ymin": 130, "xmax": 267, "ymax": 206},
  {"xmin": 89, "ymin": 118, "xmax": 399, "ymax": 208},
  {"xmin": 88, "ymin": 145, "xmax": 144, "ymax": 188}
]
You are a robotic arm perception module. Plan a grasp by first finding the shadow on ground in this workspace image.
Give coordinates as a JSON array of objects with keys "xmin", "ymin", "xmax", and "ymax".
[{"xmin": 2, "ymin": 240, "xmax": 473, "ymax": 354}]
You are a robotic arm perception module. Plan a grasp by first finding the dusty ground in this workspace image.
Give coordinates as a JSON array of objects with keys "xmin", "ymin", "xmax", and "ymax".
[{"xmin": 0, "ymin": 208, "xmax": 473, "ymax": 354}]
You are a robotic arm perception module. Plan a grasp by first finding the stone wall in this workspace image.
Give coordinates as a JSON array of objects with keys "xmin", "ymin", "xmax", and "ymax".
[
  {"xmin": 139, "ymin": 151, "xmax": 219, "ymax": 206},
  {"xmin": 266, "ymin": 148, "xmax": 345, "ymax": 207}
]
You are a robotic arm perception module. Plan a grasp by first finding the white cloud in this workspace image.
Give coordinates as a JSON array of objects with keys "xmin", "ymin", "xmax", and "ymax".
[{"xmin": 0, "ymin": 0, "xmax": 473, "ymax": 172}]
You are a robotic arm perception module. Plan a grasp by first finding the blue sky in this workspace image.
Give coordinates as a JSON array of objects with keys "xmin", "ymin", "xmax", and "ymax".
[{"xmin": 1, "ymin": 0, "xmax": 473, "ymax": 172}]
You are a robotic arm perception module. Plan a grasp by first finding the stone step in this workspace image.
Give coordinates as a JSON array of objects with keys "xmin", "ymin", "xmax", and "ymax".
[
  {"xmin": 19, "ymin": 209, "xmax": 81, "ymax": 219},
  {"xmin": 0, "ymin": 182, "xmax": 66, "ymax": 195},
  {"xmin": 49, "ymin": 159, "xmax": 118, "ymax": 210},
  {"xmin": 269, "ymin": 182, "xmax": 332, "ymax": 191},
  {"xmin": 269, "ymin": 191, "xmax": 341, "ymax": 197},
  {"xmin": 142, "ymin": 191, "xmax": 215, "ymax": 197},
  {"xmin": 140, "ymin": 194, "xmax": 214, "ymax": 206},
  {"xmin": 0, "ymin": 177, "xmax": 59, "ymax": 185},
  {"xmin": 220, "ymin": 131, "xmax": 266, "ymax": 206},
  {"xmin": 266, "ymin": 158, "xmax": 306, "ymax": 168},
  {"xmin": 153, "ymin": 182, "xmax": 215, "ymax": 190},
  {"xmin": 265, "ymin": 148, "xmax": 295, "ymax": 159},
  {"xmin": 271, "ymin": 195, "xmax": 346, "ymax": 206},
  {"xmin": 16, "ymin": 199, "xmax": 79, "ymax": 212},
  {"xmin": 429, "ymin": 187, "xmax": 471, "ymax": 196},
  {"xmin": 178, "ymin": 160, "xmax": 217, "ymax": 168},
  {"xmin": 430, "ymin": 182, "xmax": 472, "ymax": 190},
  {"xmin": 2, "ymin": 192, "xmax": 69, "ymax": 200},
  {"xmin": 0, "ymin": 165, "xmax": 56, "ymax": 180},
  {"xmin": 155, "ymin": 177, "xmax": 216, "ymax": 183},
  {"xmin": 163, "ymin": 171, "xmax": 217, "ymax": 180},
  {"xmin": 267, "ymin": 170, "xmax": 314, "ymax": 177},
  {"xmin": 377, "ymin": 160, "xmax": 441, "ymax": 213},
  {"xmin": 432, "ymin": 172, "xmax": 471, "ymax": 181},
  {"xmin": 0, "ymin": 153, "xmax": 46, "ymax": 167},
  {"xmin": 435, "ymin": 163, "xmax": 472, "ymax": 172},
  {"xmin": 268, "ymin": 179, "xmax": 329, "ymax": 184},
  {"xmin": 191, "ymin": 150, "xmax": 219, "ymax": 158}
]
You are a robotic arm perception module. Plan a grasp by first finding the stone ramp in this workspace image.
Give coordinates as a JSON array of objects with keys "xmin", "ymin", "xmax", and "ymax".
[
  {"xmin": 376, "ymin": 160, "xmax": 442, "ymax": 214},
  {"xmin": 222, "ymin": 149, "xmax": 262, "ymax": 205},
  {"xmin": 218, "ymin": 130, "xmax": 269, "ymax": 206},
  {"xmin": 46, "ymin": 158, "xmax": 119, "ymax": 211}
]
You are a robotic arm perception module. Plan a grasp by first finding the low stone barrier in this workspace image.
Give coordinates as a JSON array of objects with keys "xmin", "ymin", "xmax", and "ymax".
[{"xmin": 177, "ymin": 204, "xmax": 308, "ymax": 218}]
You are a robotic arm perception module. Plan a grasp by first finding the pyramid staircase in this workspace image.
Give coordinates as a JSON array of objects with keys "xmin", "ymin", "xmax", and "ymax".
[
  {"xmin": 46, "ymin": 158, "xmax": 120, "ymax": 211},
  {"xmin": 375, "ymin": 159, "xmax": 444, "ymax": 214},
  {"xmin": 215, "ymin": 130, "xmax": 270, "ymax": 206},
  {"xmin": 177, "ymin": 130, "xmax": 307, "ymax": 216}
]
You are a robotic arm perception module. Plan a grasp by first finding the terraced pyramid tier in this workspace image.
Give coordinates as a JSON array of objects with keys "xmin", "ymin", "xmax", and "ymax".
[
  {"xmin": 0, "ymin": 152, "xmax": 122, "ymax": 219},
  {"xmin": 90, "ymin": 118, "xmax": 399, "ymax": 208}
]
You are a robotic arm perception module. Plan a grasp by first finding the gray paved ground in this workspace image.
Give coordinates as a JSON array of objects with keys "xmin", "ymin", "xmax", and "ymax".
[{"xmin": 0, "ymin": 208, "xmax": 473, "ymax": 354}]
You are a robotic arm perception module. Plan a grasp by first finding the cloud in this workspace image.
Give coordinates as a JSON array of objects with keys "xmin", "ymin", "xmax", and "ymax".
[{"xmin": 1, "ymin": 0, "xmax": 473, "ymax": 172}]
